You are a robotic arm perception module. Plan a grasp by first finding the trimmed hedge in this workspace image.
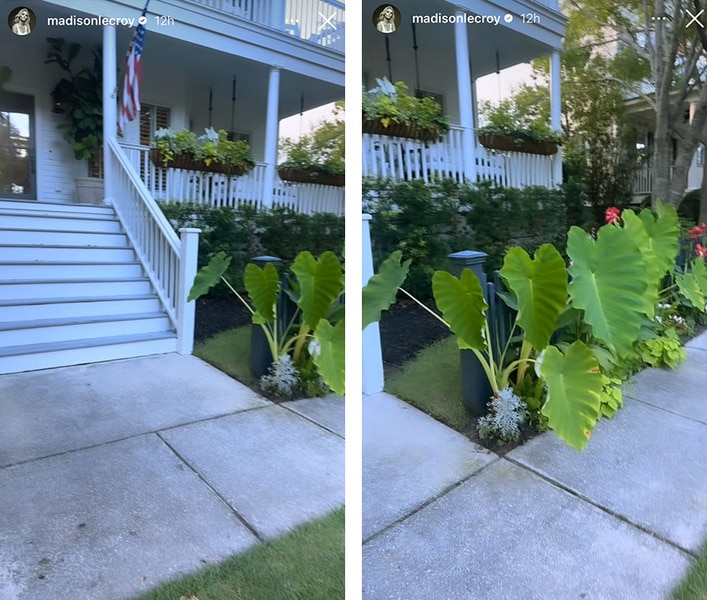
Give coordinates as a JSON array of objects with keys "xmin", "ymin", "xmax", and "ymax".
[
  {"xmin": 158, "ymin": 202, "xmax": 344, "ymax": 292},
  {"xmin": 363, "ymin": 178, "xmax": 576, "ymax": 299}
]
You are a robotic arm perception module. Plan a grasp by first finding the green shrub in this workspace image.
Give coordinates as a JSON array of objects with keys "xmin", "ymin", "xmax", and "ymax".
[
  {"xmin": 363, "ymin": 178, "xmax": 573, "ymax": 298},
  {"xmin": 158, "ymin": 202, "xmax": 344, "ymax": 292}
]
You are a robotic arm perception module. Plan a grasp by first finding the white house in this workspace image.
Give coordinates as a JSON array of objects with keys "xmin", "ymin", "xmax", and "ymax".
[
  {"xmin": 361, "ymin": 0, "xmax": 567, "ymax": 189},
  {"xmin": 0, "ymin": 0, "xmax": 344, "ymax": 374}
]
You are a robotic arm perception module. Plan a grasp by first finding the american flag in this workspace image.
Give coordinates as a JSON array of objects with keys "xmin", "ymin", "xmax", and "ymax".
[{"xmin": 118, "ymin": 16, "xmax": 146, "ymax": 135}]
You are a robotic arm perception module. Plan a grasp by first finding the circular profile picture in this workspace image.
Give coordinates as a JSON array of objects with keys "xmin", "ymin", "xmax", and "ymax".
[
  {"xmin": 8, "ymin": 6, "xmax": 36, "ymax": 36},
  {"xmin": 373, "ymin": 4, "xmax": 401, "ymax": 34}
]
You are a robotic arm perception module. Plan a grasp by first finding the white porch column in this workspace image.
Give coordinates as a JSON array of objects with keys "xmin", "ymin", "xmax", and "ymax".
[
  {"xmin": 102, "ymin": 25, "xmax": 117, "ymax": 203},
  {"xmin": 176, "ymin": 227, "xmax": 201, "ymax": 355},
  {"xmin": 362, "ymin": 214, "xmax": 384, "ymax": 395},
  {"xmin": 550, "ymin": 49, "xmax": 562, "ymax": 186},
  {"xmin": 263, "ymin": 66, "xmax": 280, "ymax": 206},
  {"xmin": 454, "ymin": 9, "xmax": 476, "ymax": 183},
  {"xmin": 269, "ymin": 0, "xmax": 285, "ymax": 31}
]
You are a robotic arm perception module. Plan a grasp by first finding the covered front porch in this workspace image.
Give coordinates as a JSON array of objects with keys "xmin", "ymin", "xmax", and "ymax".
[{"xmin": 362, "ymin": 0, "xmax": 566, "ymax": 188}]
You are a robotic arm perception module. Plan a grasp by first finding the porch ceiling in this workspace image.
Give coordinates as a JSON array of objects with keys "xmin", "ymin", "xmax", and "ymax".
[
  {"xmin": 2, "ymin": 1, "xmax": 341, "ymax": 120},
  {"xmin": 363, "ymin": 0, "xmax": 565, "ymax": 86}
]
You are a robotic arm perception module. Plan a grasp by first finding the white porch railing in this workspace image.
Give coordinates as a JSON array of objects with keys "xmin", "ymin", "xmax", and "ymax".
[
  {"xmin": 189, "ymin": 0, "xmax": 345, "ymax": 52},
  {"xmin": 119, "ymin": 143, "xmax": 344, "ymax": 215},
  {"xmin": 106, "ymin": 138, "xmax": 200, "ymax": 354},
  {"xmin": 362, "ymin": 126, "xmax": 557, "ymax": 188},
  {"xmin": 634, "ymin": 165, "xmax": 653, "ymax": 195}
]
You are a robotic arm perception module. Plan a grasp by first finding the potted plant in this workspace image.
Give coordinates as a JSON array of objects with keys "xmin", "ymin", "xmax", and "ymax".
[
  {"xmin": 278, "ymin": 106, "xmax": 345, "ymax": 186},
  {"xmin": 362, "ymin": 77, "xmax": 450, "ymax": 141},
  {"xmin": 476, "ymin": 99, "xmax": 562, "ymax": 155},
  {"xmin": 45, "ymin": 37, "xmax": 104, "ymax": 203},
  {"xmin": 151, "ymin": 127, "xmax": 255, "ymax": 176}
]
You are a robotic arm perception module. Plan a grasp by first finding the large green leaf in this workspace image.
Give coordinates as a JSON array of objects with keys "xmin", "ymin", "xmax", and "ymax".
[
  {"xmin": 540, "ymin": 341, "xmax": 603, "ymax": 451},
  {"xmin": 691, "ymin": 258, "xmax": 707, "ymax": 307},
  {"xmin": 188, "ymin": 251, "xmax": 231, "ymax": 302},
  {"xmin": 639, "ymin": 201, "xmax": 679, "ymax": 277},
  {"xmin": 621, "ymin": 210, "xmax": 659, "ymax": 318},
  {"xmin": 244, "ymin": 262, "xmax": 280, "ymax": 323},
  {"xmin": 432, "ymin": 269, "xmax": 487, "ymax": 352},
  {"xmin": 500, "ymin": 244, "xmax": 567, "ymax": 351},
  {"xmin": 567, "ymin": 224, "xmax": 648, "ymax": 357},
  {"xmin": 362, "ymin": 251, "xmax": 411, "ymax": 330},
  {"xmin": 291, "ymin": 251, "xmax": 343, "ymax": 331},
  {"xmin": 676, "ymin": 271, "xmax": 705, "ymax": 310},
  {"xmin": 313, "ymin": 319, "xmax": 345, "ymax": 396}
]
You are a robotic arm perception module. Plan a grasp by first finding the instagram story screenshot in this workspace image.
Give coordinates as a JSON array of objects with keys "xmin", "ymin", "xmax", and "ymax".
[
  {"xmin": 361, "ymin": 0, "xmax": 707, "ymax": 599},
  {"xmin": 0, "ymin": 1, "xmax": 345, "ymax": 599}
]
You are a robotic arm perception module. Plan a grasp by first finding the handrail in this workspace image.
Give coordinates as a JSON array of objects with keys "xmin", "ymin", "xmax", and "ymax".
[{"xmin": 106, "ymin": 138, "xmax": 180, "ymax": 327}]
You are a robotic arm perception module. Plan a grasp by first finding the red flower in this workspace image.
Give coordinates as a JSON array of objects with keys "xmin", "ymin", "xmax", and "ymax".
[
  {"xmin": 695, "ymin": 243, "xmax": 707, "ymax": 258},
  {"xmin": 690, "ymin": 223, "xmax": 707, "ymax": 240},
  {"xmin": 605, "ymin": 207, "xmax": 621, "ymax": 225}
]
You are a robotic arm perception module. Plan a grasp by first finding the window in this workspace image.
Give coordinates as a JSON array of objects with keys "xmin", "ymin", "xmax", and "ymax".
[{"xmin": 140, "ymin": 104, "xmax": 170, "ymax": 146}]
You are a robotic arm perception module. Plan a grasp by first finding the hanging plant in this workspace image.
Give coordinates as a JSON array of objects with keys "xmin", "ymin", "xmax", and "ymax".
[{"xmin": 362, "ymin": 78, "xmax": 449, "ymax": 141}]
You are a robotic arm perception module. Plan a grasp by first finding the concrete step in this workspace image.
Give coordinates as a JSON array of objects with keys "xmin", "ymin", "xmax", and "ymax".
[
  {"xmin": 0, "ymin": 245, "xmax": 136, "ymax": 263},
  {"xmin": 0, "ymin": 278, "xmax": 153, "ymax": 301},
  {"xmin": 0, "ymin": 213, "xmax": 122, "ymax": 233},
  {"xmin": 0, "ymin": 228, "xmax": 129, "ymax": 247},
  {"xmin": 0, "ymin": 199, "xmax": 114, "ymax": 217},
  {"xmin": 0, "ymin": 313, "xmax": 173, "ymax": 346},
  {"xmin": 0, "ymin": 295, "xmax": 162, "ymax": 321},
  {"xmin": 0, "ymin": 332, "xmax": 177, "ymax": 375},
  {"xmin": 0, "ymin": 262, "xmax": 144, "ymax": 281}
]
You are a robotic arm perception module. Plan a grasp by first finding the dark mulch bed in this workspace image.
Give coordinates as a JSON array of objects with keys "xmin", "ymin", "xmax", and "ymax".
[
  {"xmin": 194, "ymin": 296, "xmax": 252, "ymax": 343},
  {"xmin": 379, "ymin": 298, "xmax": 451, "ymax": 366}
]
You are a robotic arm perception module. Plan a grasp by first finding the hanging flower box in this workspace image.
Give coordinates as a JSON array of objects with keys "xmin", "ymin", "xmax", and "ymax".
[
  {"xmin": 361, "ymin": 119, "xmax": 442, "ymax": 142},
  {"xmin": 278, "ymin": 167, "xmax": 345, "ymax": 187},
  {"xmin": 478, "ymin": 134, "xmax": 558, "ymax": 156},
  {"xmin": 149, "ymin": 149, "xmax": 251, "ymax": 176}
]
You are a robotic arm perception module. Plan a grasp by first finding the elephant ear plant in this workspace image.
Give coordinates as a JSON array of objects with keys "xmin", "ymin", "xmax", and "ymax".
[
  {"xmin": 189, "ymin": 250, "xmax": 345, "ymax": 397},
  {"xmin": 364, "ymin": 202, "xmax": 685, "ymax": 451}
]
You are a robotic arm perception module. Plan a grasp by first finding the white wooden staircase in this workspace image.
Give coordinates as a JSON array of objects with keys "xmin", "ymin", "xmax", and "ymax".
[{"xmin": 0, "ymin": 199, "xmax": 178, "ymax": 374}]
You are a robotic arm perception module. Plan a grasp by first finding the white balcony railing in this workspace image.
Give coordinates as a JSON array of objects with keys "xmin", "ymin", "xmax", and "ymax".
[
  {"xmin": 119, "ymin": 143, "xmax": 344, "ymax": 215},
  {"xmin": 362, "ymin": 125, "xmax": 557, "ymax": 188},
  {"xmin": 189, "ymin": 0, "xmax": 345, "ymax": 52}
]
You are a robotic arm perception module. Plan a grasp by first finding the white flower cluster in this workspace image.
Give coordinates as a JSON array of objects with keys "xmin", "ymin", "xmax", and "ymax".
[
  {"xmin": 260, "ymin": 354, "xmax": 300, "ymax": 398},
  {"xmin": 477, "ymin": 386, "xmax": 528, "ymax": 443}
]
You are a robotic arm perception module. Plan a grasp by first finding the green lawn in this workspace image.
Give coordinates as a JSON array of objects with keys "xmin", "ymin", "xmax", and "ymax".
[
  {"xmin": 671, "ymin": 542, "xmax": 707, "ymax": 600},
  {"xmin": 137, "ymin": 508, "xmax": 344, "ymax": 600},
  {"xmin": 193, "ymin": 326, "xmax": 254, "ymax": 386},
  {"xmin": 386, "ymin": 336, "xmax": 471, "ymax": 431}
]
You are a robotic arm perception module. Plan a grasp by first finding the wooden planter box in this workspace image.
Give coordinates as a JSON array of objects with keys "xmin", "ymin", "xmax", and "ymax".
[
  {"xmin": 478, "ymin": 134, "xmax": 558, "ymax": 156},
  {"xmin": 149, "ymin": 149, "xmax": 251, "ymax": 176},
  {"xmin": 362, "ymin": 119, "xmax": 441, "ymax": 142},
  {"xmin": 278, "ymin": 168, "xmax": 345, "ymax": 187}
]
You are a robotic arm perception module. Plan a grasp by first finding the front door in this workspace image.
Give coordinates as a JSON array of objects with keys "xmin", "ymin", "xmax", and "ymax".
[{"xmin": 0, "ymin": 91, "xmax": 36, "ymax": 200}]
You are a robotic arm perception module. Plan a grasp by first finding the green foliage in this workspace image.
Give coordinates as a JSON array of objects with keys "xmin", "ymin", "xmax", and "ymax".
[
  {"xmin": 153, "ymin": 127, "xmax": 255, "ymax": 173},
  {"xmin": 363, "ymin": 178, "xmax": 572, "ymax": 298},
  {"xmin": 599, "ymin": 374, "xmax": 623, "ymax": 418},
  {"xmin": 189, "ymin": 250, "xmax": 345, "ymax": 396},
  {"xmin": 635, "ymin": 329, "xmax": 686, "ymax": 369},
  {"xmin": 279, "ymin": 103, "xmax": 344, "ymax": 176},
  {"xmin": 158, "ymin": 202, "xmax": 344, "ymax": 293},
  {"xmin": 477, "ymin": 96, "xmax": 562, "ymax": 144},
  {"xmin": 362, "ymin": 251, "xmax": 411, "ymax": 330},
  {"xmin": 362, "ymin": 77, "xmax": 450, "ymax": 137},
  {"xmin": 45, "ymin": 37, "xmax": 102, "ymax": 163}
]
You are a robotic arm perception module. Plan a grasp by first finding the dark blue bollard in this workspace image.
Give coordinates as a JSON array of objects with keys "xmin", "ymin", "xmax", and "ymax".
[
  {"xmin": 249, "ymin": 255, "xmax": 296, "ymax": 379},
  {"xmin": 447, "ymin": 250, "xmax": 493, "ymax": 416}
]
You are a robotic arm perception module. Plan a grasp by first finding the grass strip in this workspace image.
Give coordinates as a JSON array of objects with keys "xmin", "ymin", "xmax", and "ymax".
[
  {"xmin": 137, "ymin": 508, "xmax": 344, "ymax": 600},
  {"xmin": 386, "ymin": 336, "xmax": 470, "ymax": 431},
  {"xmin": 194, "ymin": 326, "xmax": 254, "ymax": 386},
  {"xmin": 670, "ymin": 540, "xmax": 707, "ymax": 600}
]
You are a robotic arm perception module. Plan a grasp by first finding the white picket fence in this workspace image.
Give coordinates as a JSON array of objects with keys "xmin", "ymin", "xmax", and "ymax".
[
  {"xmin": 362, "ymin": 126, "xmax": 557, "ymax": 188},
  {"xmin": 119, "ymin": 143, "xmax": 344, "ymax": 215}
]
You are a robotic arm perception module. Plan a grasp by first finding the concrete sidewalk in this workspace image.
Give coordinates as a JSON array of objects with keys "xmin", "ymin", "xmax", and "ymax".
[
  {"xmin": 0, "ymin": 354, "xmax": 344, "ymax": 600},
  {"xmin": 363, "ymin": 332, "xmax": 707, "ymax": 599}
]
